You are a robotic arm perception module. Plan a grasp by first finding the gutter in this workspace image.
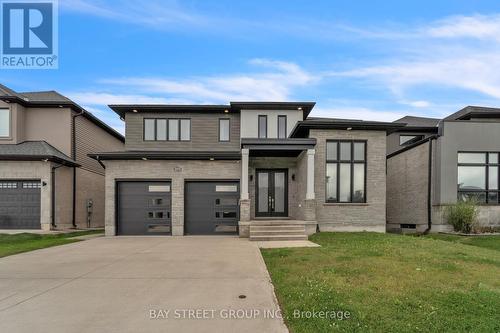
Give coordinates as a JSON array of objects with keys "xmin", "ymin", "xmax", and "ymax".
[
  {"xmin": 51, "ymin": 163, "xmax": 64, "ymax": 228},
  {"xmin": 424, "ymin": 136, "xmax": 436, "ymax": 234},
  {"xmin": 71, "ymin": 110, "xmax": 85, "ymax": 228}
]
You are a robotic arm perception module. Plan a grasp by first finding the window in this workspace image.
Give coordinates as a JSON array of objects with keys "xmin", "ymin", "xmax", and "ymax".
[
  {"xmin": 219, "ymin": 119, "xmax": 230, "ymax": 142},
  {"xmin": 278, "ymin": 115, "xmax": 287, "ymax": 139},
  {"xmin": 168, "ymin": 119, "xmax": 179, "ymax": 141},
  {"xmin": 22, "ymin": 182, "xmax": 41, "ymax": 189},
  {"xmin": 0, "ymin": 182, "xmax": 17, "ymax": 189},
  {"xmin": 258, "ymin": 115, "xmax": 267, "ymax": 138},
  {"xmin": 0, "ymin": 109, "xmax": 9, "ymax": 137},
  {"xmin": 457, "ymin": 152, "xmax": 499, "ymax": 204},
  {"xmin": 326, "ymin": 141, "xmax": 366, "ymax": 203},
  {"xmin": 180, "ymin": 119, "xmax": 191, "ymax": 141},
  {"xmin": 143, "ymin": 119, "xmax": 191, "ymax": 141},
  {"xmin": 144, "ymin": 119, "xmax": 155, "ymax": 141},
  {"xmin": 400, "ymin": 135, "xmax": 424, "ymax": 146}
]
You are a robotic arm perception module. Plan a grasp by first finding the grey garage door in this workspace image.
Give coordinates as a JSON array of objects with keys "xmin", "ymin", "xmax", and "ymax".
[
  {"xmin": 0, "ymin": 180, "xmax": 41, "ymax": 229},
  {"xmin": 117, "ymin": 181, "xmax": 172, "ymax": 235},
  {"xmin": 185, "ymin": 181, "xmax": 239, "ymax": 235}
]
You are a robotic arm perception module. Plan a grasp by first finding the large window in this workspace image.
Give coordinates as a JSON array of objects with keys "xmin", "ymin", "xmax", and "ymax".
[
  {"xmin": 326, "ymin": 140, "xmax": 366, "ymax": 203},
  {"xmin": 278, "ymin": 115, "xmax": 287, "ymax": 139},
  {"xmin": 458, "ymin": 152, "xmax": 499, "ymax": 204},
  {"xmin": 0, "ymin": 109, "xmax": 9, "ymax": 137},
  {"xmin": 143, "ymin": 118, "xmax": 190, "ymax": 141},
  {"xmin": 258, "ymin": 115, "xmax": 267, "ymax": 138},
  {"xmin": 219, "ymin": 118, "xmax": 230, "ymax": 142}
]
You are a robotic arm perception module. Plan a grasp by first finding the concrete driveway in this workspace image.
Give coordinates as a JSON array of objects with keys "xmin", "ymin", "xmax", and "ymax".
[{"xmin": 0, "ymin": 236, "xmax": 287, "ymax": 333}]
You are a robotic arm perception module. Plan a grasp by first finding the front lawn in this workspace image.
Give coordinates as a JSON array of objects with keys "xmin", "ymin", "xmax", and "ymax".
[
  {"xmin": 0, "ymin": 229, "xmax": 103, "ymax": 258},
  {"xmin": 423, "ymin": 233, "xmax": 500, "ymax": 252},
  {"xmin": 261, "ymin": 232, "xmax": 500, "ymax": 333}
]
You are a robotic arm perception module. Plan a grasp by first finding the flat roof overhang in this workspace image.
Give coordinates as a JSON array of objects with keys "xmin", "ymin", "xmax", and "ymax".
[
  {"xmin": 241, "ymin": 138, "xmax": 316, "ymax": 157},
  {"xmin": 0, "ymin": 155, "xmax": 80, "ymax": 167},
  {"xmin": 89, "ymin": 151, "xmax": 241, "ymax": 161}
]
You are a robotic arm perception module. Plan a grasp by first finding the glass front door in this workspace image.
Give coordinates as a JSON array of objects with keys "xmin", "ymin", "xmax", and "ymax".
[{"xmin": 256, "ymin": 169, "xmax": 288, "ymax": 217}]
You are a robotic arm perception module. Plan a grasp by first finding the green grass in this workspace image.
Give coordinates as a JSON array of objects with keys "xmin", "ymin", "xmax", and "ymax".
[
  {"xmin": 0, "ymin": 229, "xmax": 103, "ymax": 258},
  {"xmin": 422, "ymin": 234, "xmax": 500, "ymax": 252},
  {"xmin": 261, "ymin": 232, "xmax": 500, "ymax": 333}
]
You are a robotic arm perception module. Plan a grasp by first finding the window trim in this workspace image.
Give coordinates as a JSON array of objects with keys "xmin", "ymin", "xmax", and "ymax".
[
  {"xmin": 325, "ymin": 140, "xmax": 367, "ymax": 203},
  {"xmin": 218, "ymin": 118, "xmax": 230, "ymax": 142},
  {"xmin": 143, "ymin": 118, "xmax": 192, "ymax": 141},
  {"xmin": 179, "ymin": 118, "xmax": 191, "ymax": 142},
  {"xmin": 277, "ymin": 115, "xmax": 287, "ymax": 139},
  {"xmin": 457, "ymin": 151, "xmax": 500, "ymax": 204},
  {"xmin": 0, "ymin": 108, "xmax": 11, "ymax": 139},
  {"xmin": 258, "ymin": 115, "xmax": 267, "ymax": 139}
]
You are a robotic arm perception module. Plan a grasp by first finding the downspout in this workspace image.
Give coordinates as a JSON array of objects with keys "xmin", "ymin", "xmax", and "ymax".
[
  {"xmin": 51, "ymin": 163, "xmax": 64, "ymax": 228},
  {"xmin": 72, "ymin": 110, "xmax": 85, "ymax": 228},
  {"xmin": 424, "ymin": 137, "xmax": 435, "ymax": 234}
]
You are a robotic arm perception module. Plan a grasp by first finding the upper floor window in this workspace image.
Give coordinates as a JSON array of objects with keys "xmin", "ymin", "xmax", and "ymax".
[
  {"xmin": 278, "ymin": 115, "xmax": 287, "ymax": 139},
  {"xmin": 400, "ymin": 135, "xmax": 424, "ymax": 146},
  {"xmin": 0, "ymin": 109, "xmax": 10, "ymax": 137},
  {"xmin": 326, "ymin": 140, "xmax": 366, "ymax": 203},
  {"xmin": 458, "ymin": 152, "xmax": 499, "ymax": 204},
  {"xmin": 258, "ymin": 115, "xmax": 267, "ymax": 138},
  {"xmin": 219, "ymin": 118, "xmax": 230, "ymax": 142},
  {"xmin": 144, "ymin": 118, "xmax": 191, "ymax": 141}
]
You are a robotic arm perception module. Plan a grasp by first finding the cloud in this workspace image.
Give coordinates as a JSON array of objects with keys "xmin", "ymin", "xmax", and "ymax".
[
  {"xmin": 311, "ymin": 106, "xmax": 406, "ymax": 122},
  {"xmin": 99, "ymin": 59, "xmax": 317, "ymax": 103},
  {"xmin": 399, "ymin": 100, "xmax": 431, "ymax": 108},
  {"xmin": 425, "ymin": 14, "xmax": 500, "ymax": 42}
]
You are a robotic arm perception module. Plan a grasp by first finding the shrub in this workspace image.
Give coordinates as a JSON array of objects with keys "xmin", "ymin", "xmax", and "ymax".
[{"xmin": 446, "ymin": 200, "xmax": 478, "ymax": 233}]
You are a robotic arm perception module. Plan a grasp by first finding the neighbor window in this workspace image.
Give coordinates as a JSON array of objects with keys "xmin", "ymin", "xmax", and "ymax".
[
  {"xmin": 0, "ymin": 109, "xmax": 9, "ymax": 137},
  {"xmin": 258, "ymin": 115, "xmax": 267, "ymax": 138},
  {"xmin": 400, "ymin": 135, "xmax": 424, "ymax": 146},
  {"xmin": 326, "ymin": 140, "xmax": 366, "ymax": 203},
  {"xmin": 219, "ymin": 118, "xmax": 230, "ymax": 141},
  {"xmin": 143, "ymin": 118, "xmax": 191, "ymax": 141},
  {"xmin": 278, "ymin": 115, "xmax": 287, "ymax": 139},
  {"xmin": 457, "ymin": 152, "xmax": 499, "ymax": 204}
]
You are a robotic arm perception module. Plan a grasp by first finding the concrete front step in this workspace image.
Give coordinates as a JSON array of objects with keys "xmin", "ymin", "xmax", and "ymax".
[
  {"xmin": 250, "ymin": 230, "xmax": 306, "ymax": 236},
  {"xmin": 250, "ymin": 234, "xmax": 309, "ymax": 241},
  {"xmin": 250, "ymin": 220, "xmax": 308, "ymax": 226},
  {"xmin": 250, "ymin": 225, "xmax": 306, "ymax": 231}
]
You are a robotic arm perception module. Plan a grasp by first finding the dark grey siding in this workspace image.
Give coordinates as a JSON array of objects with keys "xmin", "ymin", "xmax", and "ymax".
[{"xmin": 125, "ymin": 112, "xmax": 240, "ymax": 151}]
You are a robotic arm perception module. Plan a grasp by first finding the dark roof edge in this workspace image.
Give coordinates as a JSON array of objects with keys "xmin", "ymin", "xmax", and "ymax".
[
  {"xmin": 89, "ymin": 151, "xmax": 241, "ymax": 161},
  {"xmin": 0, "ymin": 155, "xmax": 80, "ymax": 167},
  {"xmin": 387, "ymin": 134, "xmax": 439, "ymax": 159}
]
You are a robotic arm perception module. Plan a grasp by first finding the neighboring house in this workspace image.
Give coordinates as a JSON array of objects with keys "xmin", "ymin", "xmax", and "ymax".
[
  {"xmin": 90, "ymin": 103, "xmax": 402, "ymax": 239},
  {"xmin": 387, "ymin": 106, "xmax": 500, "ymax": 233},
  {"xmin": 0, "ymin": 84, "xmax": 124, "ymax": 230}
]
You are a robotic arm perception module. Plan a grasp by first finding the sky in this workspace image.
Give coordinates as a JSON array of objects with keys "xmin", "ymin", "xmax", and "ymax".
[{"xmin": 2, "ymin": 0, "xmax": 500, "ymax": 133}]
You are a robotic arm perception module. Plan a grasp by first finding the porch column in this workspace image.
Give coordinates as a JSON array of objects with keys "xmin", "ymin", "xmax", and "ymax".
[
  {"xmin": 306, "ymin": 149, "xmax": 315, "ymax": 200},
  {"xmin": 241, "ymin": 148, "xmax": 249, "ymax": 200}
]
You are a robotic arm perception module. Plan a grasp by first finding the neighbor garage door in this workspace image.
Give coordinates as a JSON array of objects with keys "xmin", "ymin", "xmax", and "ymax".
[
  {"xmin": 117, "ymin": 181, "xmax": 172, "ymax": 235},
  {"xmin": 185, "ymin": 181, "xmax": 239, "ymax": 235},
  {"xmin": 0, "ymin": 180, "xmax": 41, "ymax": 229}
]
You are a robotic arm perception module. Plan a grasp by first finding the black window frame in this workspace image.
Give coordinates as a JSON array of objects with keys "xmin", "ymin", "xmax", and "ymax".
[
  {"xmin": 400, "ymin": 134, "xmax": 425, "ymax": 146},
  {"xmin": 0, "ymin": 108, "xmax": 10, "ymax": 138},
  {"xmin": 325, "ymin": 140, "xmax": 367, "ymax": 203},
  {"xmin": 143, "ymin": 118, "xmax": 191, "ymax": 141},
  {"xmin": 218, "ymin": 118, "xmax": 231, "ymax": 142},
  {"xmin": 457, "ymin": 151, "xmax": 499, "ymax": 205},
  {"xmin": 258, "ymin": 115, "xmax": 267, "ymax": 139},
  {"xmin": 277, "ymin": 115, "xmax": 287, "ymax": 139}
]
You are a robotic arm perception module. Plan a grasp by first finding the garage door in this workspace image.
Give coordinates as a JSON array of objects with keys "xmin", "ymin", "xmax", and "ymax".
[
  {"xmin": 185, "ymin": 181, "xmax": 239, "ymax": 235},
  {"xmin": 117, "ymin": 181, "xmax": 172, "ymax": 235},
  {"xmin": 0, "ymin": 180, "xmax": 41, "ymax": 229}
]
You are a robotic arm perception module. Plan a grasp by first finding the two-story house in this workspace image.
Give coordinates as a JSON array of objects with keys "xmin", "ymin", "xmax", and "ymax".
[
  {"xmin": 387, "ymin": 106, "xmax": 500, "ymax": 233},
  {"xmin": 91, "ymin": 102, "xmax": 403, "ymax": 239},
  {"xmin": 0, "ymin": 84, "xmax": 124, "ymax": 230}
]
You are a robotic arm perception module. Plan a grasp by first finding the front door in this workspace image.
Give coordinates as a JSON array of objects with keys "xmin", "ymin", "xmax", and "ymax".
[{"xmin": 256, "ymin": 169, "xmax": 288, "ymax": 217}]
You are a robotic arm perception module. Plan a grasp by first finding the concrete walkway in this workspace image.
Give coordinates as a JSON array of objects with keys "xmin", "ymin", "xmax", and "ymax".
[{"xmin": 0, "ymin": 236, "xmax": 287, "ymax": 333}]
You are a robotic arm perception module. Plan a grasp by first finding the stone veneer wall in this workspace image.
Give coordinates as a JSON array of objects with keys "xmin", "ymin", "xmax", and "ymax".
[
  {"xmin": 386, "ymin": 141, "xmax": 431, "ymax": 233},
  {"xmin": 309, "ymin": 129, "xmax": 387, "ymax": 232},
  {"xmin": 103, "ymin": 160, "xmax": 241, "ymax": 236}
]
